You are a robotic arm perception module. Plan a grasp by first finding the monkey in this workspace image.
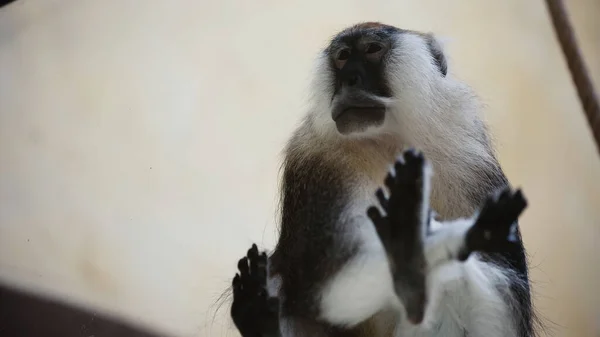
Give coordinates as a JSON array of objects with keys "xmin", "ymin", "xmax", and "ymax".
[{"xmin": 229, "ymin": 22, "xmax": 537, "ymax": 337}]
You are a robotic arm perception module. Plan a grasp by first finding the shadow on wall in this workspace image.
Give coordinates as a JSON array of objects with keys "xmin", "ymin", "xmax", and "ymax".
[
  {"xmin": 0, "ymin": 284, "xmax": 166, "ymax": 337},
  {"xmin": 0, "ymin": 0, "xmax": 18, "ymax": 9}
]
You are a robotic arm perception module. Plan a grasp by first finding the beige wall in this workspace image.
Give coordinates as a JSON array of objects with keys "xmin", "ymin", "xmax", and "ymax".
[{"xmin": 1, "ymin": 1, "xmax": 599, "ymax": 336}]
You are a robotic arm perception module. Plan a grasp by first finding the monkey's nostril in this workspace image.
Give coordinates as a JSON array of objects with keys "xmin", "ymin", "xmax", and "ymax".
[{"xmin": 347, "ymin": 74, "xmax": 361, "ymax": 87}]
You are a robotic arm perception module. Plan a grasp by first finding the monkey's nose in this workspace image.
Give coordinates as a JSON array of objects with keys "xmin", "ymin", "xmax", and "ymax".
[{"xmin": 345, "ymin": 74, "xmax": 362, "ymax": 87}]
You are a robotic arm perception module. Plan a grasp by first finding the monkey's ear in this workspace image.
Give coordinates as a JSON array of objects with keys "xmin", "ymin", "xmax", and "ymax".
[{"xmin": 426, "ymin": 34, "xmax": 448, "ymax": 77}]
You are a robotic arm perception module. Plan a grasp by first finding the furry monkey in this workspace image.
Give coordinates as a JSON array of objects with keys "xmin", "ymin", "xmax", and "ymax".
[{"xmin": 230, "ymin": 22, "xmax": 536, "ymax": 337}]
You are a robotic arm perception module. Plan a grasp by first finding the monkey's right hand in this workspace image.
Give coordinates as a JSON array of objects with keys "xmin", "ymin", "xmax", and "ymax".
[
  {"xmin": 231, "ymin": 244, "xmax": 281, "ymax": 337},
  {"xmin": 367, "ymin": 148, "xmax": 429, "ymax": 325}
]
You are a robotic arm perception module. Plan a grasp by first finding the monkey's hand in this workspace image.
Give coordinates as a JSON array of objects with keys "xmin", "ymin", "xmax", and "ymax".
[
  {"xmin": 457, "ymin": 187, "xmax": 527, "ymax": 261},
  {"xmin": 231, "ymin": 244, "xmax": 281, "ymax": 337},
  {"xmin": 367, "ymin": 148, "xmax": 429, "ymax": 326}
]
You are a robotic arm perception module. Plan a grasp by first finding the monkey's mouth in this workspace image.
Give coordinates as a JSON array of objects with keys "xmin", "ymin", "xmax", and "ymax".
[
  {"xmin": 332, "ymin": 105, "xmax": 386, "ymax": 135},
  {"xmin": 331, "ymin": 89, "xmax": 387, "ymax": 134},
  {"xmin": 332, "ymin": 106, "xmax": 385, "ymax": 121}
]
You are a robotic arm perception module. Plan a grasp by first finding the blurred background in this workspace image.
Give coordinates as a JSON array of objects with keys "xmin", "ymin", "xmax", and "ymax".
[{"xmin": 0, "ymin": 0, "xmax": 599, "ymax": 336}]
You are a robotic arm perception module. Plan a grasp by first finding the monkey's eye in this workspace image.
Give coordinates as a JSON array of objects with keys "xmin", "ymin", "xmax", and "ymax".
[
  {"xmin": 337, "ymin": 49, "xmax": 350, "ymax": 61},
  {"xmin": 365, "ymin": 43, "xmax": 383, "ymax": 54}
]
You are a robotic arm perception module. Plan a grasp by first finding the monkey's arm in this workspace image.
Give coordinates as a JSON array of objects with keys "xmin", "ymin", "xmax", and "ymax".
[
  {"xmin": 231, "ymin": 244, "xmax": 281, "ymax": 337},
  {"xmin": 369, "ymin": 149, "xmax": 528, "ymax": 335},
  {"xmin": 366, "ymin": 148, "xmax": 430, "ymax": 324},
  {"xmin": 423, "ymin": 188, "xmax": 527, "ymax": 269}
]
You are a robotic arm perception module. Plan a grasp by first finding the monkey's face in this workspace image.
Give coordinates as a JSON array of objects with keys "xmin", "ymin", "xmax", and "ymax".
[{"xmin": 310, "ymin": 23, "xmax": 449, "ymax": 138}]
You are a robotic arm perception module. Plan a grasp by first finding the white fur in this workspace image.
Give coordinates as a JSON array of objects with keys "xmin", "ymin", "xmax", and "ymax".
[
  {"xmin": 424, "ymin": 218, "xmax": 473, "ymax": 269},
  {"xmin": 318, "ymin": 181, "xmax": 396, "ymax": 326},
  {"xmin": 318, "ymin": 194, "xmax": 519, "ymax": 337},
  {"xmin": 318, "ymin": 235, "xmax": 395, "ymax": 327},
  {"xmin": 285, "ymin": 29, "xmax": 524, "ymax": 337},
  {"xmin": 318, "ymin": 172, "xmax": 518, "ymax": 336}
]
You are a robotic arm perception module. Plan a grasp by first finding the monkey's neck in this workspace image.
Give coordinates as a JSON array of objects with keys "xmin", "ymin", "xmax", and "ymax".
[
  {"xmin": 316, "ymin": 125, "xmax": 507, "ymax": 221},
  {"xmin": 394, "ymin": 87, "xmax": 509, "ymax": 219},
  {"xmin": 426, "ymin": 145, "xmax": 507, "ymax": 220}
]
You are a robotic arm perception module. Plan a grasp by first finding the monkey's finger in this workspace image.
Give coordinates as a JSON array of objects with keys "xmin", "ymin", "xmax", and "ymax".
[
  {"xmin": 384, "ymin": 171, "xmax": 395, "ymax": 190},
  {"xmin": 494, "ymin": 190, "xmax": 527, "ymax": 226},
  {"xmin": 248, "ymin": 245, "xmax": 259, "ymax": 274},
  {"xmin": 367, "ymin": 206, "xmax": 384, "ymax": 225},
  {"xmin": 238, "ymin": 257, "xmax": 250, "ymax": 278},
  {"xmin": 403, "ymin": 148, "xmax": 424, "ymax": 166},
  {"xmin": 256, "ymin": 252, "xmax": 268, "ymax": 268},
  {"xmin": 513, "ymin": 188, "xmax": 526, "ymax": 201},
  {"xmin": 259, "ymin": 252, "xmax": 269, "ymax": 276},
  {"xmin": 394, "ymin": 161, "xmax": 406, "ymax": 180},
  {"xmin": 496, "ymin": 187, "xmax": 512, "ymax": 205},
  {"xmin": 368, "ymin": 206, "xmax": 390, "ymax": 238},
  {"xmin": 474, "ymin": 194, "xmax": 499, "ymax": 228},
  {"xmin": 375, "ymin": 188, "xmax": 389, "ymax": 209},
  {"xmin": 248, "ymin": 244, "xmax": 259, "ymax": 259},
  {"xmin": 255, "ymin": 260, "xmax": 267, "ymax": 285},
  {"xmin": 508, "ymin": 189, "xmax": 528, "ymax": 217},
  {"xmin": 232, "ymin": 273, "xmax": 241, "ymax": 287},
  {"xmin": 232, "ymin": 274, "xmax": 243, "ymax": 295}
]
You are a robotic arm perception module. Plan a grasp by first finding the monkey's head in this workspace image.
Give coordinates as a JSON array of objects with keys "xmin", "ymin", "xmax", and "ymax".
[{"xmin": 309, "ymin": 22, "xmax": 462, "ymax": 141}]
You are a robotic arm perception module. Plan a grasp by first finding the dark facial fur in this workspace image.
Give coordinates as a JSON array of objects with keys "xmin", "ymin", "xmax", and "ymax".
[
  {"xmin": 326, "ymin": 23, "xmax": 395, "ymax": 135},
  {"xmin": 324, "ymin": 23, "xmax": 450, "ymax": 136}
]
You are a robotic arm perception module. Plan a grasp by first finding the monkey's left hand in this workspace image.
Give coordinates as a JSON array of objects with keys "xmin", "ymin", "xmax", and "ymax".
[
  {"xmin": 458, "ymin": 187, "xmax": 527, "ymax": 261},
  {"xmin": 231, "ymin": 244, "xmax": 281, "ymax": 337}
]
